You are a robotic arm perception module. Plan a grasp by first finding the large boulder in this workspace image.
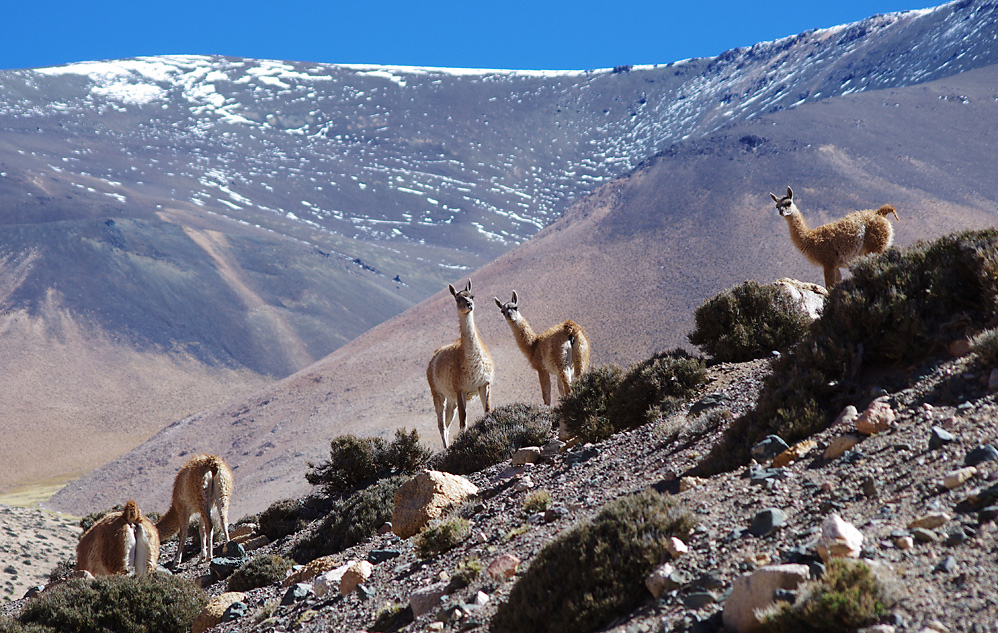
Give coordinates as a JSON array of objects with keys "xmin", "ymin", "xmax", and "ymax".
[
  {"xmin": 723, "ymin": 564, "xmax": 810, "ymax": 633},
  {"xmin": 192, "ymin": 592, "xmax": 247, "ymax": 633},
  {"xmin": 772, "ymin": 278, "xmax": 827, "ymax": 320},
  {"xmin": 392, "ymin": 470, "xmax": 479, "ymax": 539}
]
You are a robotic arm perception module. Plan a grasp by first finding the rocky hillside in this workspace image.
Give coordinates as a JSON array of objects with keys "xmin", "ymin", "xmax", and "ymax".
[
  {"xmin": 5, "ymin": 0, "xmax": 998, "ymax": 498},
  {"xmin": 5, "ymin": 343, "xmax": 998, "ymax": 631}
]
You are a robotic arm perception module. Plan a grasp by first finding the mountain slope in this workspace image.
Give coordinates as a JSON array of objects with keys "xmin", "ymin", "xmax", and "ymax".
[{"xmin": 47, "ymin": 61, "xmax": 998, "ymax": 518}]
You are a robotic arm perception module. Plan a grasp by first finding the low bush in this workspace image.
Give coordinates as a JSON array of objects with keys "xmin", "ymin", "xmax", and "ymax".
[
  {"xmin": 522, "ymin": 490, "xmax": 551, "ymax": 514},
  {"xmin": 292, "ymin": 476, "xmax": 403, "ymax": 563},
  {"xmin": 762, "ymin": 559, "xmax": 898, "ymax": 632},
  {"xmin": 15, "ymin": 575, "xmax": 206, "ymax": 633},
  {"xmin": 258, "ymin": 498, "xmax": 308, "ymax": 541},
  {"xmin": 554, "ymin": 366, "xmax": 624, "ymax": 443},
  {"xmin": 227, "ymin": 554, "xmax": 294, "ymax": 592},
  {"xmin": 491, "ymin": 489, "xmax": 695, "ymax": 633},
  {"xmin": 415, "ymin": 518, "xmax": 470, "ymax": 558},
  {"xmin": 697, "ymin": 229, "xmax": 998, "ymax": 476},
  {"xmin": 305, "ymin": 428, "xmax": 430, "ymax": 496},
  {"xmin": 434, "ymin": 403, "xmax": 552, "ymax": 475},
  {"xmin": 606, "ymin": 349, "xmax": 708, "ymax": 432},
  {"xmin": 688, "ymin": 280, "xmax": 811, "ymax": 362},
  {"xmin": 970, "ymin": 328, "xmax": 998, "ymax": 367}
]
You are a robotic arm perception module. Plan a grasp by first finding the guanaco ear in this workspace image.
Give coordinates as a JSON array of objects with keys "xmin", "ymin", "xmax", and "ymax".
[
  {"xmin": 511, "ymin": 290, "xmax": 518, "ymax": 304},
  {"xmin": 465, "ymin": 279, "xmax": 473, "ymax": 293},
  {"xmin": 449, "ymin": 284, "xmax": 457, "ymax": 297},
  {"xmin": 494, "ymin": 297, "xmax": 503, "ymax": 309},
  {"xmin": 770, "ymin": 192, "xmax": 779, "ymax": 203},
  {"xmin": 786, "ymin": 186, "xmax": 793, "ymax": 199}
]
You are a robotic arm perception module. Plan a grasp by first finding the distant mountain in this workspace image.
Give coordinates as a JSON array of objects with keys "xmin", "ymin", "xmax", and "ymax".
[
  {"xmin": 48, "ymin": 57, "xmax": 998, "ymax": 518},
  {"xmin": 4, "ymin": 0, "xmax": 998, "ymax": 499}
]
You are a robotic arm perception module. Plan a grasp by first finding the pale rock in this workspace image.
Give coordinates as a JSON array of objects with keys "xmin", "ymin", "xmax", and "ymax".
[
  {"xmin": 772, "ymin": 278, "xmax": 827, "ymax": 320},
  {"xmin": 824, "ymin": 434, "xmax": 862, "ymax": 460},
  {"xmin": 392, "ymin": 470, "xmax": 479, "ymax": 539},
  {"xmin": 908, "ymin": 512, "xmax": 951, "ymax": 530},
  {"xmin": 859, "ymin": 626, "xmax": 896, "ymax": 633},
  {"xmin": 233, "ymin": 534, "xmax": 270, "ymax": 551},
  {"xmin": 855, "ymin": 401, "xmax": 895, "ymax": 435},
  {"xmin": 313, "ymin": 563, "xmax": 356, "ymax": 598},
  {"xmin": 192, "ymin": 592, "xmax": 247, "ymax": 633},
  {"xmin": 512, "ymin": 446, "xmax": 542, "ymax": 466},
  {"xmin": 473, "ymin": 590, "xmax": 490, "ymax": 606},
  {"xmin": 229, "ymin": 524, "xmax": 257, "ymax": 539},
  {"xmin": 833, "ymin": 405, "xmax": 860, "ymax": 427},
  {"xmin": 773, "ymin": 439, "xmax": 817, "ymax": 467},
  {"xmin": 949, "ymin": 338, "xmax": 972, "ymax": 357},
  {"xmin": 645, "ymin": 563, "xmax": 676, "ymax": 598},
  {"xmin": 723, "ymin": 564, "xmax": 810, "ymax": 633},
  {"xmin": 281, "ymin": 555, "xmax": 341, "ymax": 587},
  {"xmin": 665, "ymin": 536, "xmax": 688, "ymax": 559},
  {"xmin": 943, "ymin": 466, "xmax": 977, "ymax": 489},
  {"xmin": 410, "ymin": 581, "xmax": 448, "ymax": 617},
  {"xmin": 680, "ymin": 476, "xmax": 705, "ymax": 492},
  {"xmin": 487, "ymin": 554, "xmax": 521, "ymax": 580},
  {"xmin": 817, "ymin": 514, "xmax": 863, "ymax": 562},
  {"xmin": 339, "ymin": 560, "xmax": 373, "ymax": 596},
  {"xmin": 896, "ymin": 535, "xmax": 914, "ymax": 550},
  {"xmin": 428, "ymin": 622, "xmax": 445, "ymax": 632},
  {"xmin": 514, "ymin": 475, "xmax": 535, "ymax": 493}
]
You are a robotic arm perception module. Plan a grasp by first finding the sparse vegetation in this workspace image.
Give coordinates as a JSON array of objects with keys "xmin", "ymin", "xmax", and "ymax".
[
  {"xmin": 370, "ymin": 601, "xmax": 412, "ymax": 633},
  {"xmin": 434, "ymin": 403, "xmax": 552, "ymax": 475},
  {"xmin": 292, "ymin": 476, "xmax": 404, "ymax": 563},
  {"xmin": 258, "ymin": 498, "xmax": 309, "ymax": 541},
  {"xmin": 606, "ymin": 349, "xmax": 708, "ymax": 432},
  {"xmin": 554, "ymin": 365, "xmax": 624, "ymax": 443},
  {"xmin": 415, "ymin": 518, "xmax": 470, "ymax": 558},
  {"xmin": 446, "ymin": 557, "xmax": 483, "ymax": 592},
  {"xmin": 14, "ymin": 575, "xmax": 205, "ymax": 633},
  {"xmin": 491, "ymin": 489, "xmax": 695, "ymax": 633},
  {"xmin": 970, "ymin": 327, "xmax": 998, "ymax": 367},
  {"xmin": 305, "ymin": 429, "xmax": 430, "ymax": 496},
  {"xmin": 698, "ymin": 229, "xmax": 998, "ymax": 475},
  {"xmin": 227, "ymin": 554, "xmax": 294, "ymax": 592},
  {"xmin": 522, "ymin": 489, "xmax": 551, "ymax": 514},
  {"xmin": 688, "ymin": 280, "xmax": 811, "ymax": 362},
  {"xmin": 762, "ymin": 559, "xmax": 898, "ymax": 633}
]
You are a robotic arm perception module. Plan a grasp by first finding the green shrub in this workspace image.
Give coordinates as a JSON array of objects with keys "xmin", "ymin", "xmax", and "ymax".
[
  {"xmin": 227, "ymin": 554, "xmax": 294, "ymax": 592},
  {"xmin": 434, "ymin": 403, "xmax": 552, "ymax": 475},
  {"xmin": 0, "ymin": 618, "xmax": 54, "ymax": 633},
  {"xmin": 16, "ymin": 575, "xmax": 206, "ymax": 633},
  {"xmin": 305, "ymin": 428, "xmax": 430, "ymax": 495},
  {"xmin": 259, "ymin": 498, "xmax": 309, "ymax": 541},
  {"xmin": 292, "ymin": 476, "xmax": 403, "ymax": 563},
  {"xmin": 970, "ymin": 328, "xmax": 998, "ymax": 367},
  {"xmin": 606, "ymin": 350, "xmax": 708, "ymax": 432},
  {"xmin": 762, "ymin": 559, "xmax": 897, "ymax": 633},
  {"xmin": 370, "ymin": 601, "xmax": 412, "ymax": 633},
  {"xmin": 415, "ymin": 518, "xmax": 470, "ymax": 558},
  {"xmin": 697, "ymin": 229, "xmax": 998, "ymax": 476},
  {"xmin": 554, "ymin": 365, "xmax": 624, "ymax": 443},
  {"xmin": 688, "ymin": 280, "xmax": 812, "ymax": 362},
  {"xmin": 491, "ymin": 489, "xmax": 695, "ymax": 633},
  {"xmin": 522, "ymin": 490, "xmax": 551, "ymax": 514},
  {"xmin": 446, "ymin": 557, "xmax": 482, "ymax": 592}
]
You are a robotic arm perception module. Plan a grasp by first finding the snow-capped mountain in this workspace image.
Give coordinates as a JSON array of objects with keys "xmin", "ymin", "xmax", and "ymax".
[{"xmin": 3, "ymin": 0, "xmax": 998, "ymax": 501}]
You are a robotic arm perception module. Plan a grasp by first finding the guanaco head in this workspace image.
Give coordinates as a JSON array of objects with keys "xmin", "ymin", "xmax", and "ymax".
[
  {"xmin": 494, "ymin": 291, "xmax": 520, "ymax": 321},
  {"xmin": 770, "ymin": 186, "xmax": 796, "ymax": 217},
  {"xmin": 449, "ymin": 279, "xmax": 475, "ymax": 314}
]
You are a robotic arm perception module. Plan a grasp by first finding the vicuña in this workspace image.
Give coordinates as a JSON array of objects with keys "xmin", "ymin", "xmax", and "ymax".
[
  {"xmin": 771, "ymin": 186, "xmax": 899, "ymax": 288},
  {"xmin": 427, "ymin": 279, "xmax": 495, "ymax": 448},
  {"xmin": 494, "ymin": 290, "xmax": 591, "ymax": 405},
  {"xmin": 156, "ymin": 453, "xmax": 233, "ymax": 566},
  {"xmin": 76, "ymin": 499, "xmax": 160, "ymax": 576}
]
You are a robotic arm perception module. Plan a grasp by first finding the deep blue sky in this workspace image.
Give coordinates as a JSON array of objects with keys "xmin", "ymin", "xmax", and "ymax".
[{"xmin": 2, "ymin": 1, "xmax": 938, "ymax": 72}]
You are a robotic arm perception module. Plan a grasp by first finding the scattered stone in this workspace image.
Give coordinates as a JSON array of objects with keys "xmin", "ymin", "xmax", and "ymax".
[
  {"xmin": 771, "ymin": 278, "xmax": 827, "ymax": 320},
  {"xmin": 282, "ymin": 555, "xmax": 341, "ymax": 587},
  {"xmin": 978, "ymin": 505, "xmax": 998, "ymax": 523},
  {"xmin": 934, "ymin": 555, "xmax": 957, "ymax": 574},
  {"xmin": 859, "ymin": 626, "xmax": 896, "ymax": 633},
  {"xmin": 683, "ymin": 591, "xmax": 716, "ymax": 609},
  {"xmin": 723, "ymin": 564, "xmax": 810, "ymax": 633},
  {"xmin": 410, "ymin": 581, "xmax": 448, "ymax": 618},
  {"xmin": 861, "ymin": 475, "xmax": 878, "ymax": 499},
  {"xmin": 378, "ymin": 522, "xmax": 393, "ymax": 535},
  {"xmin": 229, "ymin": 524, "xmax": 256, "ymax": 539},
  {"xmin": 773, "ymin": 439, "xmax": 817, "ymax": 468},
  {"xmin": 313, "ymin": 560, "xmax": 371, "ymax": 598},
  {"xmin": 209, "ymin": 556, "xmax": 244, "ymax": 582},
  {"xmin": 908, "ymin": 512, "xmax": 951, "ymax": 530},
  {"xmin": 855, "ymin": 401, "xmax": 895, "ymax": 436},
  {"xmin": 221, "ymin": 600, "xmax": 248, "ymax": 622},
  {"xmin": 544, "ymin": 505, "xmax": 569, "ymax": 523},
  {"xmin": 680, "ymin": 476, "xmax": 705, "ymax": 492},
  {"xmin": 339, "ymin": 560, "xmax": 374, "ymax": 596},
  {"xmin": 751, "ymin": 435, "xmax": 789, "ymax": 463},
  {"xmin": 192, "ymin": 592, "xmax": 247, "ymax": 633},
  {"xmin": 928, "ymin": 427, "xmax": 956, "ymax": 450},
  {"xmin": 824, "ymin": 434, "xmax": 862, "ymax": 461},
  {"xmin": 689, "ymin": 393, "xmax": 730, "ymax": 416},
  {"xmin": 895, "ymin": 536, "xmax": 914, "ymax": 550},
  {"xmin": 368, "ymin": 549, "xmax": 403, "ymax": 564},
  {"xmin": 665, "ymin": 537, "xmax": 688, "ymax": 559},
  {"xmin": 513, "ymin": 475, "xmax": 535, "ymax": 492},
  {"xmin": 965, "ymin": 445, "xmax": 998, "ymax": 467},
  {"xmin": 511, "ymin": 446, "xmax": 541, "ymax": 466},
  {"xmin": 944, "ymin": 527, "xmax": 971, "ymax": 546},
  {"xmin": 817, "ymin": 514, "xmax": 863, "ymax": 562},
  {"xmin": 392, "ymin": 470, "xmax": 480, "ymax": 539},
  {"xmin": 833, "ymin": 405, "xmax": 860, "ymax": 427},
  {"xmin": 748, "ymin": 508, "xmax": 788, "ymax": 537},
  {"xmin": 646, "ymin": 563, "xmax": 676, "ymax": 598},
  {"xmin": 943, "ymin": 466, "xmax": 977, "ymax": 489},
  {"xmin": 540, "ymin": 439, "xmax": 565, "ymax": 460},
  {"xmin": 911, "ymin": 528, "xmax": 940, "ymax": 543},
  {"xmin": 487, "ymin": 554, "xmax": 520, "ymax": 581},
  {"xmin": 220, "ymin": 541, "xmax": 245, "ymax": 558},
  {"xmin": 235, "ymin": 535, "xmax": 270, "ymax": 552},
  {"xmin": 949, "ymin": 338, "xmax": 972, "ymax": 357},
  {"xmin": 281, "ymin": 583, "xmax": 313, "ymax": 606}
]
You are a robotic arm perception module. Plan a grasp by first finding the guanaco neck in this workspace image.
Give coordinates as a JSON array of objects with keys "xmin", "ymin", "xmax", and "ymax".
[
  {"xmin": 155, "ymin": 505, "xmax": 183, "ymax": 540},
  {"xmin": 783, "ymin": 205, "xmax": 814, "ymax": 251},
  {"xmin": 505, "ymin": 312, "xmax": 539, "ymax": 359},
  {"xmin": 458, "ymin": 309, "xmax": 487, "ymax": 359}
]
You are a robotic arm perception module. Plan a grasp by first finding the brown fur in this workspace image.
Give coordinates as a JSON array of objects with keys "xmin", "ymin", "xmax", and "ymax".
[
  {"xmin": 427, "ymin": 279, "xmax": 495, "ymax": 448},
  {"xmin": 156, "ymin": 453, "xmax": 233, "ymax": 566},
  {"xmin": 76, "ymin": 500, "xmax": 160, "ymax": 576},
  {"xmin": 494, "ymin": 291, "xmax": 591, "ymax": 405},
  {"xmin": 771, "ymin": 186, "xmax": 899, "ymax": 288}
]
